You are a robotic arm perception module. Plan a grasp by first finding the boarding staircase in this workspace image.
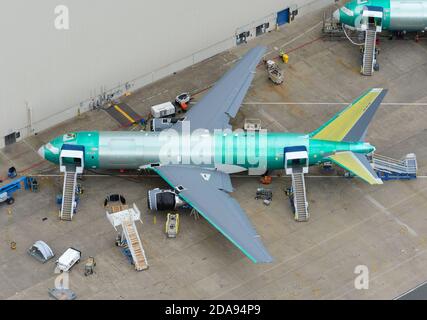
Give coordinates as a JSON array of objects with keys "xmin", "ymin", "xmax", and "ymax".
[
  {"xmin": 362, "ymin": 24, "xmax": 377, "ymax": 76},
  {"xmin": 106, "ymin": 204, "xmax": 149, "ymax": 271},
  {"xmin": 60, "ymin": 165, "xmax": 77, "ymax": 221},
  {"xmin": 372, "ymin": 153, "xmax": 417, "ymax": 181},
  {"xmin": 122, "ymin": 218, "xmax": 148, "ymax": 271},
  {"xmin": 59, "ymin": 144, "xmax": 85, "ymax": 221},
  {"xmin": 291, "ymin": 166, "xmax": 309, "ymax": 222}
]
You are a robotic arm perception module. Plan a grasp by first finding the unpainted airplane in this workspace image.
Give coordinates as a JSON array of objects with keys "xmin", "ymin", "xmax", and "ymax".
[
  {"xmin": 333, "ymin": 0, "xmax": 427, "ymax": 32},
  {"xmin": 38, "ymin": 46, "xmax": 387, "ymax": 263}
]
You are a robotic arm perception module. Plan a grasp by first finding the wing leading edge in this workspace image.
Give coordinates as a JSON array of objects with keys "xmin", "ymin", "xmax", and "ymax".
[
  {"xmin": 152, "ymin": 165, "xmax": 273, "ymax": 263},
  {"xmin": 173, "ymin": 46, "xmax": 267, "ymax": 132}
]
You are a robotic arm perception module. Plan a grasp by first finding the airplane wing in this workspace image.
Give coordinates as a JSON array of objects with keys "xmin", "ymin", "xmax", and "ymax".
[
  {"xmin": 328, "ymin": 151, "xmax": 383, "ymax": 185},
  {"xmin": 152, "ymin": 165, "xmax": 273, "ymax": 263},
  {"xmin": 173, "ymin": 46, "xmax": 267, "ymax": 132}
]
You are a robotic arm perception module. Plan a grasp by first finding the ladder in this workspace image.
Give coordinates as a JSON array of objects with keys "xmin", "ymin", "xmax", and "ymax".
[
  {"xmin": 362, "ymin": 25, "xmax": 377, "ymax": 76},
  {"xmin": 372, "ymin": 153, "xmax": 417, "ymax": 180},
  {"xmin": 291, "ymin": 167, "xmax": 309, "ymax": 222},
  {"xmin": 122, "ymin": 219, "xmax": 148, "ymax": 271},
  {"xmin": 60, "ymin": 165, "xmax": 77, "ymax": 221},
  {"xmin": 106, "ymin": 204, "xmax": 149, "ymax": 271}
]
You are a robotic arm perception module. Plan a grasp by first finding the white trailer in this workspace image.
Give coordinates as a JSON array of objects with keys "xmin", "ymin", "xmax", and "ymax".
[
  {"xmin": 56, "ymin": 248, "xmax": 81, "ymax": 272},
  {"xmin": 150, "ymin": 102, "xmax": 176, "ymax": 118}
]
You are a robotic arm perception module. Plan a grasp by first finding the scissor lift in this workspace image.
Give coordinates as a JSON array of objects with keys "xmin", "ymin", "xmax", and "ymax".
[{"xmin": 0, "ymin": 176, "xmax": 30, "ymax": 205}]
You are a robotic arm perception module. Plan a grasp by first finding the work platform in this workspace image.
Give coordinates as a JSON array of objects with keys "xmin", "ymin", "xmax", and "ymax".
[
  {"xmin": 361, "ymin": 25, "xmax": 378, "ymax": 76},
  {"xmin": 106, "ymin": 204, "xmax": 149, "ymax": 271},
  {"xmin": 372, "ymin": 153, "xmax": 417, "ymax": 181},
  {"xmin": 323, "ymin": 7, "xmax": 383, "ymax": 76},
  {"xmin": 59, "ymin": 145, "xmax": 84, "ymax": 221},
  {"xmin": 289, "ymin": 167, "xmax": 309, "ymax": 222},
  {"xmin": 284, "ymin": 147, "xmax": 309, "ymax": 222}
]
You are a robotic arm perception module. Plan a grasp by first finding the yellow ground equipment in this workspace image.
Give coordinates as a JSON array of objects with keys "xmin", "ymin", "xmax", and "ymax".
[
  {"xmin": 165, "ymin": 213, "xmax": 180, "ymax": 238},
  {"xmin": 279, "ymin": 50, "xmax": 289, "ymax": 64}
]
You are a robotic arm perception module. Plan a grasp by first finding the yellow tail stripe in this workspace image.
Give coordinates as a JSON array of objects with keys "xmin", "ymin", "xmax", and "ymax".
[
  {"xmin": 312, "ymin": 89, "xmax": 382, "ymax": 141},
  {"xmin": 329, "ymin": 152, "xmax": 382, "ymax": 185},
  {"xmin": 114, "ymin": 105, "xmax": 136, "ymax": 123}
]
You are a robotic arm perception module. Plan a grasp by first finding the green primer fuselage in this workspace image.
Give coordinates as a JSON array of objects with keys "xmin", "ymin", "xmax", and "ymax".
[
  {"xmin": 338, "ymin": 0, "xmax": 427, "ymax": 32},
  {"xmin": 43, "ymin": 131, "xmax": 375, "ymax": 171}
]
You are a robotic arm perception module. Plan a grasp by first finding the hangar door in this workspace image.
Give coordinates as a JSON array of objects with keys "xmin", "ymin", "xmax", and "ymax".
[{"xmin": 277, "ymin": 8, "xmax": 290, "ymax": 26}]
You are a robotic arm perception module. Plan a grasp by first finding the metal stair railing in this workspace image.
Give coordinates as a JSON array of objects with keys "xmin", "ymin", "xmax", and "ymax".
[
  {"xmin": 372, "ymin": 154, "xmax": 416, "ymax": 175},
  {"xmin": 362, "ymin": 24, "xmax": 377, "ymax": 76},
  {"xmin": 122, "ymin": 219, "xmax": 148, "ymax": 271},
  {"xmin": 291, "ymin": 166, "xmax": 309, "ymax": 222},
  {"xmin": 60, "ymin": 165, "xmax": 77, "ymax": 221}
]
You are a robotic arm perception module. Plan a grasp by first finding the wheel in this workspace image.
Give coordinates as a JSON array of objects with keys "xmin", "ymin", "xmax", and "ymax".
[
  {"xmin": 76, "ymin": 259, "xmax": 80, "ymax": 264},
  {"xmin": 6, "ymin": 197, "xmax": 14, "ymax": 205}
]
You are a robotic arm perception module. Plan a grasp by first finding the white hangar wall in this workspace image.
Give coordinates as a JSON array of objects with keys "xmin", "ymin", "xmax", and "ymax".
[{"xmin": 0, "ymin": 0, "xmax": 333, "ymax": 148}]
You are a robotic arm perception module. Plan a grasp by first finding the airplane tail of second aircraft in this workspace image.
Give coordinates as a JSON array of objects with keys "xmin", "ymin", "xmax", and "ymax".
[{"xmin": 310, "ymin": 88, "xmax": 388, "ymax": 185}]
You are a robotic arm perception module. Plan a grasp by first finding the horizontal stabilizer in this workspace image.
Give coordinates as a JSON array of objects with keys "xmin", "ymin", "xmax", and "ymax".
[{"xmin": 328, "ymin": 151, "xmax": 383, "ymax": 185}]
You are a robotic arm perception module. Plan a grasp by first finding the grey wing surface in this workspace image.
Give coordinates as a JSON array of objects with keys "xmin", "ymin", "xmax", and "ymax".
[
  {"xmin": 152, "ymin": 165, "xmax": 273, "ymax": 263},
  {"xmin": 173, "ymin": 46, "xmax": 267, "ymax": 132}
]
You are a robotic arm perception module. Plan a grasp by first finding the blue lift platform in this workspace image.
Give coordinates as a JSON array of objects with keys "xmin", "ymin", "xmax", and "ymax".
[
  {"xmin": 372, "ymin": 153, "xmax": 417, "ymax": 181},
  {"xmin": 0, "ymin": 176, "xmax": 31, "ymax": 205}
]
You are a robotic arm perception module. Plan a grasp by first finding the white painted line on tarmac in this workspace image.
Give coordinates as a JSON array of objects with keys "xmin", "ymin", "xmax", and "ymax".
[
  {"xmin": 257, "ymin": 108, "xmax": 289, "ymax": 131},
  {"xmin": 0, "ymin": 150, "xmax": 16, "ymax": 166},
  {"xmin": 365, "ymin": 194, "xmax": 418, "ymax": 237},
  {"xmin": 266, "ymin": 21, "xmax": 323, "ymax": 55},
  {"xmin": 214, "ymin": 183, "xmax": 427, "ymax": 299},
  {"xmin": 331, "ymin": 249, "xmax": 427, "ymax": 300},
  {"xmin": 243, "ymin": 102, "xmax": 427, "ymax": 106},
  {"xmin": 394, "ymin": 279, "xmax": 427, "ymax": 300},
  {"xmin": 22, "ymin": 139, "xmax": 40, "ymax": 155},
  {"xmin": 26, "ymin": 174, "xmax": 427, "ymax": 179}
]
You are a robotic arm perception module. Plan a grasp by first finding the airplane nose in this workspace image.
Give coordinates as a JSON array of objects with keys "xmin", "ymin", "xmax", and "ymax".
[
  {"xmin": 37, "ymin": 146, "xmax": 45, "ymax": 159},
  {"xmin": 333, "ymin": 9, "xmax": 340, "ymax": 22}
]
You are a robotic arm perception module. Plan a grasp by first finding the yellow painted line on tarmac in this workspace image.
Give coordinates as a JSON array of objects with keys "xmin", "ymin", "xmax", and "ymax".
[{"xmin": 114, "ymin": 105, "xmax": 136, "ymax": 123}]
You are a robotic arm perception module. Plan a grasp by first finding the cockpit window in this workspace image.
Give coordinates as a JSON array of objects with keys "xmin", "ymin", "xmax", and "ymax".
[
  {"xmin": 46, "ymin": 142, "xmax": 60, "ymax": 154},
  {"xmin": 341, "ymin": 6, "xmax": 354, "ymax": 16}
]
